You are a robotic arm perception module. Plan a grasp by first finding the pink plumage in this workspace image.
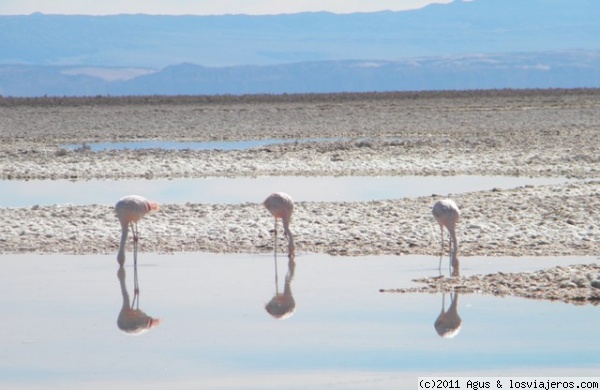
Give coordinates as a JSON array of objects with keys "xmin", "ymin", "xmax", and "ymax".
[
  {"xmin": 263, "ymin": 192, "xmax": 295, "ymax": 256},
  {"xmin": 115, "ymin": 195, "xmax": 159, "ymax": 266},
  {"xmin": 432, "ymin": 198, "xmax": 460, "ymax": 275}
]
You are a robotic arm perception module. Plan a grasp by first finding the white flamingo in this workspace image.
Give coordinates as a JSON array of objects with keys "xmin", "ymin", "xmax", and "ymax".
[
  {"xmin": 115, "ymin": 195, "xmax": 159, "ymax": 267},
  {"xmin": 263, "ymin": 192, "xmax": 295, "ymax": 257},
  {"xmin": 432, "ymin": 198, "xmax": 460, "ymax": 275}
]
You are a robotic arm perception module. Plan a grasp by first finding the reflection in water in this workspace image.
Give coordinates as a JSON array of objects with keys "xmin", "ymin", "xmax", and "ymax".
[
  {"xmin": 3, "ymin": 253, "xmax": 600, "ymax": 385},
  {"xmin": 434, "ymin": 292, "xmax": 462, "ymax": 338},
  {"xmin": 265, "ymin": 253, "xmax": 297, "ymax": 319},
  {"xmin": 116, "ymin": 261, "xmax": 160, "ymax": 335}
]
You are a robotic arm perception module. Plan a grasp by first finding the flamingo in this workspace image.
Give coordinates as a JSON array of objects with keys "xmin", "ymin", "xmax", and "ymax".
[
  {"xmin": 263, "ymin": 192, "xmax": 295, "ymax": 256},
  {"xmin": 432, "ymin": 198, "xmax": 460, "ymax": 274},
  {"xmin": 115, "ymin": 195, "xmax": 159, "ymax": 267}
]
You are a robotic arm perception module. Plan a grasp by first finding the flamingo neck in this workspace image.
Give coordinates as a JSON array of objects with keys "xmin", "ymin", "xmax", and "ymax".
[
  {"xmin": 117, "ymin": 223, "xmax": 129, "ymax": 265},
  {"xmin": 118, "ymin": 269, "xmax": 131, "ymax": 310}
]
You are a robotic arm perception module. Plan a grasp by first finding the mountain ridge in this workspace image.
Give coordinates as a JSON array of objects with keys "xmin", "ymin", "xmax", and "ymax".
[
  {"xmin": 1, "ymin": 0, "xmax": 599, "ymax": 96},
  {"xmin": 2, "ymin": 50, "xmax": 598, "ymax": 97},
  {"xmin": 2, "ymin": 0, "xmax": 599, "ymax": 68}
]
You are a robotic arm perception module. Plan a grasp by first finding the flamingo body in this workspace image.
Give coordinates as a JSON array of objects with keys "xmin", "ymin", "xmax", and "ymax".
[
  {"xmin": 115, "ymin": 195, "xmax": 159, "ymax": 266},
  {"xmin": 432, "ymin": 199, "xmax": 460, "ymax": 274},
  {"xmin": 263, "ymin": 192, "xmax": 295, "ymax": 256}
]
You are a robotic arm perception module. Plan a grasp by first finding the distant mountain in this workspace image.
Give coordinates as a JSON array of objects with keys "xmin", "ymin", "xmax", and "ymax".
[
  {"xmin": 1, "ymin": 0, "xmax": 599, "ymax": 96},
  {"xmin": 1, "ymin": 51, "xmax": 599, "ymax": 97},
  {"xmin": 1, "ymin": 0, "xmax": 599, "ymax": 68}
]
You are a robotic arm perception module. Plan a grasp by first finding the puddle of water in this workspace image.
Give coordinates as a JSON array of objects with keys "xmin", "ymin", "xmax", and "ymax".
[
  {"xmin": 0, "ymin": 253, "xmax": 598, "ymax": 389},
  {"xmin": 0, "ymin": 175, "xmax": 568, "ymax": 208},
  {"xmin": 62, "ymin": 138, "xmax": 336, "ymax": 152}
]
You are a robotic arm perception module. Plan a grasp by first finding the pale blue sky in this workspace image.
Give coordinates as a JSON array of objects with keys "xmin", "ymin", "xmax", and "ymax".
[{"xmin": 0, "ymin": 0, "xmax": 452, "ymax": 15}]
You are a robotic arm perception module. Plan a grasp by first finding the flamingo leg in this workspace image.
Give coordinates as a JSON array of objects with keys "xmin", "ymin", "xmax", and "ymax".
[
  {"xmin": 274, "ymin": 248, "xmax": 279, "ymax": 294},
  {"xmin": 448, "ymin": 234, "xmax": 452, "ymax": 273},
  {"xmin": 273, "ymin": 218, "xmax": 278, "ymax": 256},
  {"xmin": 130, "ymin": 222, "xmax": 139, "ymax": 243},
  {"xmin": 438, "ymin": 225, "xmax": 444, "ymax": 270},
  {"xmin": 133, "ymin": 242, "xmax": 138, "ymax": 271},
  {"xmin": 133, "ymin": 257, "xmax": 140, "ymax": 300}
]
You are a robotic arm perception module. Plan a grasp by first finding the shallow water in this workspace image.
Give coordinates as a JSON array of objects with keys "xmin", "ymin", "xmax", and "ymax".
[
  {"xmin": 0, "ymin": 175, "xmax": 567, "ymax": 207},
  {"xmin": 1, "ymin": 252, "xmax": 598, "ymax": 389}
]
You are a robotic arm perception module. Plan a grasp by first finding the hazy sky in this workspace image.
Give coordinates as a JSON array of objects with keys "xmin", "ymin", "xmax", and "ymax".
[{"xmin": 0, "ymin": 0, "xmax": 453, "ymax": 15}]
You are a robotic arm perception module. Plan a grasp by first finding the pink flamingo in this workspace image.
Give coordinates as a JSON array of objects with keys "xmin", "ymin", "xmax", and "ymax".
[
  {"xmin": 432, "ymin": 198, "xmax": 460, "ymax": 275},
  {"xmin": 115, "ymin": 195, "xmax": 159, "ymax": 267},
  {"xmin": 263, "ymin": 192, "xmax": 295, "ymax": 256}
]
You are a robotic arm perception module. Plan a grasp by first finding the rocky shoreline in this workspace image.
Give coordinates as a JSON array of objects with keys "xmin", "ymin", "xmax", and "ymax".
[
  {"xmin": 381, "ymin": 263, "xmax": 600, "ymax": 306},
  {"xmin": 2, "ymin": 89, "xmax": 600, "ymax": 182},
  {"xmin": 1, "ymin": 179, "xmax": 599, "ymax": 259}
]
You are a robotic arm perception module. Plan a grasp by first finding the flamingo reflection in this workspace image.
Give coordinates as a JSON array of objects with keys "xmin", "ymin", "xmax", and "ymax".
[
  {"xmin": 265, "ymin": 253, "xmax": 296, "ymax": 319},
  {"xmin": 434, "ymin": 292, "xmax": 462, "ymax": 338},
  {"xmin": 116, "ymin": 258, "xmax": 160, "ymax": 335}
]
